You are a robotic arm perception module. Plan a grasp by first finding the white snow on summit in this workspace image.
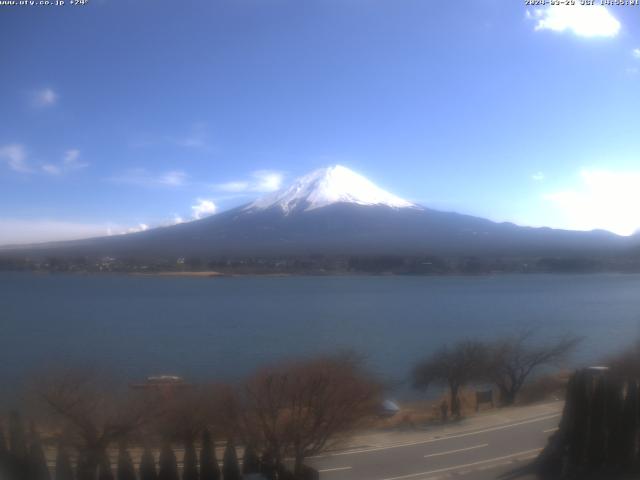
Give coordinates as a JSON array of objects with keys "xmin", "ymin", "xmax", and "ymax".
[{"xmin": 246, "ymin": 165, "xmax": 415, "ymax": 214}]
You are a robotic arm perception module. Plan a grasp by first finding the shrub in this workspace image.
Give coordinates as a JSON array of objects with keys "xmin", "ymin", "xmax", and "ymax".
[
  {"xmin": 55, "ymin": 442, "xmax": 74, "ymax": 480},
  {"xmin": 222, "ymin": 441, "xmax": 240, "ymax": 480},
  {"xmin": 242, "ymin": 444, "xmax": 260, "ymax": 474},
  {"xmin": 139, "ymin": 447, "xmax": 157, "ymax": 480},
  {"xmin": 199, "ymin": 429, "xmax": 220, "ymax": 480},
  {"xmin": 157, "ymin": 443, "xmax": 179, "ymax": 480},
  {"xmin": 27, "ymin": 425, "xmax": 50, "ymax": 480},
  {"xmin": 117, "ymin": 445, "xmax": 136, "ymax": 480},
  {"xmin": 182, "ymin": 436, "xmax": 198, "ymax": 480}
]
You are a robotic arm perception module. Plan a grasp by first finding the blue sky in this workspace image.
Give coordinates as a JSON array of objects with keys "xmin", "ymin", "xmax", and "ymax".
[{"xmin": 1, "ymin": 0, "xmax": 640, "ymax": 244}]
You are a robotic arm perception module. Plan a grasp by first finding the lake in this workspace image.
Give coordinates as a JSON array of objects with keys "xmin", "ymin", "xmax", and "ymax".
[{"xmin": 1, "ymin": 272, "xmax": 639, "ymax": 398}]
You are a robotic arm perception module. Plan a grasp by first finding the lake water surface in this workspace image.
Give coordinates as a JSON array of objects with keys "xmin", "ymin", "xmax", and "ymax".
[{"xmin": 2, "ymin": 272, "xmax": 639, "ymax": 397}]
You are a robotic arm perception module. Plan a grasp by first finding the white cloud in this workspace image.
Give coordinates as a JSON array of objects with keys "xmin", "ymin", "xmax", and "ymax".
[
  {"xmin": 216, "ymin": 170, "xmax": 284, "ymax": 193},
  {"xmin": 544, "ymin": 169, "xmax": 640, "ymax": 236},
  {"xmin": 253, "ymin": 170, "xmax": 284, "ymax": 191},
  {"xmin": 109, "ymin": 169, "xmax": 188, "ymax": 187},
  {"xmin": 42, "ymin": 149, "xmax": 89, "ymax": 175},
  {"xmin": 31, "ymin": 87, "xmax": 58, "ymax": 107},
  {"xmin": 0, "ymin": 144, "xmax": 31, "ymax": 173},
  {"xmin": 528, "ymin": 5, "xmax": 620, "ymax": 38},
  {"xmin": 532, "ymin": 172, "xmax": 545, "ymax": 181},
  {"xmin": 127, "ymin": 223, "xmax": 149, "ymax": 233},
  {"xmin": 191, "ymin": 198, "xmax": 217, "ymax": 219},
  {"xmin": 633, "ymin": 48, "xmax": 640, "ymax": 59}
]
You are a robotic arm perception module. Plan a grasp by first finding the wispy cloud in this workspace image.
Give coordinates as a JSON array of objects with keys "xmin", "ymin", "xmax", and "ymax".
[
  {"xmin": 130, "ymin": 123, "xmax": 212, "ymax": 151},
  {"xmin": 531, "ymin": 172, "xmax": 545, "ymax": 181},
  {"xmin": 633, "ymin": 48, "xmax": 640, "ymax": 59},
  {"xmin": 109, "ymin": 169, "xmax": 188, "ymax": 187},
  {"xmin": 215, "ymin": 170, "xmax": 284, "ymax": 193},
  {"xmin": 191, "ymin": 198, "xmax": 217, "ymax": 219},
  {"xmin": 175, "ymin": 123, "xmax": 209, "ymax": 148},
  {"xmin": 171, "ymin": 123, "xmax": 211, "ymax": 149},
  {"xmin": 0, "ymin": 144, "xmax": 31, "ymax": 173},
  {"xmin": 31, "ymin": 87, "xmax": 58, "ymax": 108},
  {"xmin": 527, "ymin": 5, "xmax": 620, "ymax": 38},
  {"xmin": 544, "ymin": 169, "xmax": 640, "ymax": 236},
  {"xmin": 42, "ymin": 149, "xmax": 89, "ymax": 175},
  {"xmin": 1, "ymin": 145, "xmax": 89, "ymax": 176},
  {"xmin": 159, "ymin": 171, "xmax": 188, "ymax": 186}
]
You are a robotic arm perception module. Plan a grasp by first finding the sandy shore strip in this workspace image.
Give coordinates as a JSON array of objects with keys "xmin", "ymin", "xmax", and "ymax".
[{"xmin": 130, "ymin": 271, "xmax": 227, "ymax": 277}]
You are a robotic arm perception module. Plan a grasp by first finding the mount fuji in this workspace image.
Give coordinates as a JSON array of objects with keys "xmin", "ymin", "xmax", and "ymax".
[
  {"xmin": 246, "ymin": 165, "xmax": 416, "ymax": 214},
  {"xmin": 1, "ymin": 165, "xmax": 631, "ymax": 262}
]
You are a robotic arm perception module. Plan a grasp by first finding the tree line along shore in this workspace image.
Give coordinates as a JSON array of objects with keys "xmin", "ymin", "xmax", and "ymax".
[{"xmin": 3, "ymin": 253, "xmax": 640, "ymax": 275}]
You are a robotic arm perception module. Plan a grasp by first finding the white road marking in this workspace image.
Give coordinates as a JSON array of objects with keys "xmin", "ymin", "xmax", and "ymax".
[
  {"xmin": 423, "ymin": 443, "xmax": 488, "ymax": 458},
  {"xmin": 312, "ymin": 413, "xmax": 560, "ymax": 458},
  {"xmin": 319, "ymin": 466, "xmax": 352, "ymax": 473},
  {"xmin": 543, "ymin": 427, "xmax": 558, "ymax": 433},
  {"xmin": 378, "ymin": 448, "xmax": 542, "ymax": 480}
]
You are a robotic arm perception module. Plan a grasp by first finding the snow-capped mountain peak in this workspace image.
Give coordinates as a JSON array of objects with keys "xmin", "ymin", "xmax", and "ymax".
[{"xmin": 246, "ymin": 165, "xmax": 416, "ymax": 214}]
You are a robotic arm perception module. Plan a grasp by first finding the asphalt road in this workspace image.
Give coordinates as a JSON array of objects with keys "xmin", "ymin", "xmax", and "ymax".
[{"xmin": 309, "ymin": 403, "xmax": 562, "ymax": 480}]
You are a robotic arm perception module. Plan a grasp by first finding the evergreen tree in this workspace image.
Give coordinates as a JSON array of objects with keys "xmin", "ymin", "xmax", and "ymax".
[
  {"xmin": 621, "ymin": 380, "xmax": 639, "ymax": 468},
  {"xmin": 76, "ymin": 452, "xmax": 87, "ymax": 480},
  {"xmin": 567, "ymin": 370, "xmax": 590, "ymax": 468},
  {"xmin": 27, "ymin": 424, "xmax": 51, "ymax": 480},
  {"xmin": 588, "ymin": 375, "xmax": 607, "ymax": 470},
  {"xmin": 8, "ymin": 412, "xmax": 27, "ymax": 460},
  {"xmin": 242, "ymin": 445, "xmax": 260, "ymax": 475},
  {"xmin": 0, "ymin": 425, "xmax": 7, "ymax": 457},
  {"xmin": 157, "ymin": 442, "xmax": 179, "ymax": 480},
  {"xmin": 199, "ymin": 429, "xmax": 220, "ymax": 480},
  {"xmin": 77, "ymin": 450, "xmax": 104, "ymax": 480},
  {"xmin": 276, "ymin": 464, "xmax": 294, "ymax": 480},
  {"xmin": 222, "ymin": 441, "xmax": 240, "ymax": 480},
  {"xmin": 98, "ymin": 453, "xmax": 115, "ymax": 480},
  {"xmin": 8, "ymin": 411, "xmax": 28, "ymax": 478},
  {"xmin": 116, "ymin": 445, "xmax": 136, "ymax": 480},
  {"xmin": 139, "ymin": 448, "xmax": 157, "ymax": 480},
  {"xmin": 604, "ymin": 375, "xmax": 625, "ymax": 466},
  {"xmin": 182, "ymin": 436, "xmax": 198, "ymax": 480},
  {"xmin": 54, "ymin": 441, "xmax": 74, "ymax": 480},
  {"xmin": 0, "ymin": 425, "xmax": 12, "ymax": 480},
  {"xmin": 259, "ymin": 450, "xmax": 277, "ymax": 480}
]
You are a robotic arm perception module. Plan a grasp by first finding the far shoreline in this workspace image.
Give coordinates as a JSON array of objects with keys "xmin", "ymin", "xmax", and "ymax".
[{"xmin": 4, "ymin": 269, "xmax": 640, "ymax": 278}]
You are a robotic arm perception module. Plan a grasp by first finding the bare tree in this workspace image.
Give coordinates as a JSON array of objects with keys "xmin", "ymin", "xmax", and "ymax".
[
  {"xmin": 152, "ymin": 386, "xmax": 209, "ymax": 442},
  {"xmin": 413, "ymin": 340, "xmax": 487, "ymax": 418},
  {"xmin": 607, "ymin": 340, "xmax": 640, "ymax": 379},
  {"xmin": 485, "ymin": 331, "xmax": 580, "ymax": 405},
  {"xmin": 32, "ymin": 369, "xmax": 159, "ymax": 478},
  {"xmin": 240, "ymin": 353, "xmax": 381, "ymax": 476}
]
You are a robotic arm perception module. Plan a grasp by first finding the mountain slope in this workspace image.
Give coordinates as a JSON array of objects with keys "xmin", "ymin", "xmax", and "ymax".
[{"xmin": 1, "ymin": 165, "xmax": 633, "ymax": 259}]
